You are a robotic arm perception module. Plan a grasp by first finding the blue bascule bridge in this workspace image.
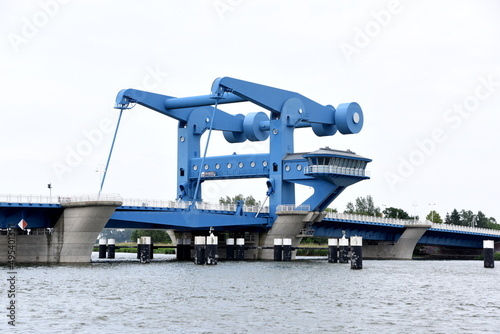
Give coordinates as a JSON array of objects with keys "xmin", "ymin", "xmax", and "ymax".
[
  {"xmin": 108, "ymin": 77, "xmax": 370, "ymax": 258},
  {"xmin": 3, "ymin": 77, "xmax": 498, "ymax": 263},
  {"xmin": 114, "ymin": 77, "xmax": 369, "ymax": 216}
]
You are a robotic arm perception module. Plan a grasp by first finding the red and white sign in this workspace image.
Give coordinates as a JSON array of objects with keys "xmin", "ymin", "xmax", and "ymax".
[{"xmin": 18, "ymin": 219, "xmax": 28, "ymax": 230}]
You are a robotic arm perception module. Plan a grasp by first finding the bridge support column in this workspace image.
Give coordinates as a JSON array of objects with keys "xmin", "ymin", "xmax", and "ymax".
[
  {"xmin": 3, "ymin": 200, "xmax": 122, "ymax": 263},
  {"xmin": 259, "ymin": 211, "xmax": 326, "ymax": 260},
  {"xmin": 56, "ymin": 201, "xmax": 123, "ymax": 262},
  {"xmin": 364, "ymin": 223, "xmax": 431, "ymax": 260}
]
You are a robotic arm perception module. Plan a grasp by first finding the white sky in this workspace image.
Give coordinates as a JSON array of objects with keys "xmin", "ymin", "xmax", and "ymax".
[{"xmin": 1, "ymin": 0, "xmax": 499, "ymax": 222}]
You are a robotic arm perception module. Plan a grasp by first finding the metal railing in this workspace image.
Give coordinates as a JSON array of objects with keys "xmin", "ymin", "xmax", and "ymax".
[
  {"xmin": 304, "ymin": 165, "xmax": 370, "ymax": 177},
  {"xmin": 429, "ymin": 222, "xmax": 500, "ymax": 236},
  {"xmin": 0, "ymin": 194, "xmax": 59, "ymax": 204},
  {"xmin": 122, "ymin": 198, "xmax": 268, "ymax": 213},
  {"xmin": 326, "ymin": 212, "xmax": 500, "ymax": 236},
  {"xmin": 0, "ymin": 193, "xmax": 122, "ymax": 205},
  {"xmin": 276, "ymin": 204, "xmax": 311, "ymax": 212}
]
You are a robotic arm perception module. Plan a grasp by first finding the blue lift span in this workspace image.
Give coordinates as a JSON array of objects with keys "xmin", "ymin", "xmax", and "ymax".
[{"xmin": 114, "ymin": 77, "xmax": 371, "ymax": 221}]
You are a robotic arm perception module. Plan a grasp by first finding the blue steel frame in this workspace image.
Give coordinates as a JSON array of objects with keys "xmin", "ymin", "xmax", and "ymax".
[{"xmin": 115, "ymin": 77, "xmax": 368, "ymax": 222}]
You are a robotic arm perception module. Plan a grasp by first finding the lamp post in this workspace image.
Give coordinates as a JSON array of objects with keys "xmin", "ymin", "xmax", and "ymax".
[
  {"xmin": 96, "ymin": 164, "xmax": 105, "ymax": 188},
  {"xmin": 47, "ymin": 183, "xmax": 52, "ymax": 203},
  {"xmin": 429, "ymin": 202, "xmax": 436, "ymax": 223},
  {"xmin": 412, "ymin": 202, "xmax": 417, "ymax": 222},
  {"xmin": 471, "ymin": 215, "xmax": 478, "ymax": 228}
]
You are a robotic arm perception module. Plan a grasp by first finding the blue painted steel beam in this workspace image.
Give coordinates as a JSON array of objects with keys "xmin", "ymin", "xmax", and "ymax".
[
  {"xmin": 108, "ymin": 207, "xmax": 271, "ymax": 230},
  {"xmin": 0, "ymin": 204, "xmax": 63, "ymax": 229}
]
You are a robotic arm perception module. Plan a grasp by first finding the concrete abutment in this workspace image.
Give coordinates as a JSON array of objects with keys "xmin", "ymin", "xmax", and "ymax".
[{"xmin": 0, "ymin": 200, "xmax": 122, "ymax": 263}]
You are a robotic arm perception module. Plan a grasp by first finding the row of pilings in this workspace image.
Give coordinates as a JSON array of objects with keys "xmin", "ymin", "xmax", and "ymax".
[{"xmin": 96, "ymin": 236, "xmax": 495, "ymax": 269}]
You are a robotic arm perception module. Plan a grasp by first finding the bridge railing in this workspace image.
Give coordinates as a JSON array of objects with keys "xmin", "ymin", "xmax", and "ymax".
[
  {"xmin": 326, "ymin": 212, "xmax": 413, "ymax": 226},
  {"xmin": 430, "ymin": 222, "xmax": 500, "ymax": 236},
  {"xmin": 304, "ymin": 165, "xmax": 371, "ymax": 177},
  {"xmin": 121, "ymin": 198, "xmax": 268, "ymax": 213},
  {"xmin": 58, "ymin": 193, "xmax": 123, "ymax": 203},
  {"xmin": 0, "ymin": 193, "xmax": 123, "ymax": 205},
  {"xmin": 0, "ymin": 193, "xmax": 60, "ymax": 204},
  {"xmin": 326, "ymin": 212, "xmax": 500, "ymax": 236},
  {"xmin": 276, "ymin": 204, "xmax": 311, "ymax": 212}
]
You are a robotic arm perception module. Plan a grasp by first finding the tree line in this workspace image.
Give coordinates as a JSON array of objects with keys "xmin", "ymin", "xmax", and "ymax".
[{"xmin": 344, "ymin": 195, "xmax": 498, "ymax": 229}]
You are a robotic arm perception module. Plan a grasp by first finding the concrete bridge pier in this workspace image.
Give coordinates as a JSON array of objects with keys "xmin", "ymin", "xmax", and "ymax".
[
  {"xmin": 259, "ymin": 211, "xmax": 326, "ymax": 260},
  {"xmin": 2, "ymin": 200, "xmax": 122, "ymax": 263},
  {"xmin": 364, "ymin": 223, "xmax": 432, "ymax": 260}
]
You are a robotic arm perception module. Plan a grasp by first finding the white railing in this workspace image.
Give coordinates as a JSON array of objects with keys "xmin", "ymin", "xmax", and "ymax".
[
  {"xmin": 276, "ymin": 204, "xmax": 311, "ymax": 212},
  {"xmin": 122, "ymin": 198, "xmax": 268, "ymax": 213},
  {"xmin": 326, "ymin": 212, "xmax": 500, "ymax": 236},
  {"xmin": 304, "ymin": 165, "xmax": 371, "ymax": 177},
  {"xmin": 0, "ymin": 193, "xmax": 123, "ymax": 205},
  {"xmin": 430, "ymin": 222, "xmax": 500, "ymax": 236},
  {"xmin": 326, "ymin": 212, "xmax": 414, "ymax": 226},
  {"xmin": 59, "ymin": 193, "xmax": 123, "ymax": 203},
  {"xmin": 0, "ymin": 194, "xmax": 59, "ymax": 204}
]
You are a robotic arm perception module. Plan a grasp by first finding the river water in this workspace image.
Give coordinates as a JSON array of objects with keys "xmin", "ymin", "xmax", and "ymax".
[{"xmin": 2, "ymin": 253, "xmax": 499, "ymax": 333}]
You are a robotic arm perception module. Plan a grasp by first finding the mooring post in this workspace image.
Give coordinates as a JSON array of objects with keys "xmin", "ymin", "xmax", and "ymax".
[
  {"xmin": 283, "ymin": 238, "xmax": 292, "ymax": 261},
  {"xmin": 194, "ymin": 236, "xmax": 206, "ymax": 265},
  {"xmin": 483, "ymin": 240, "xmax": 494, "ymax": 268},
  {"xmin": 226, "ymin": 238, "xmax": 235, "ymax": 260},
  {"xmin": 139, "ymin": 236, "xmax": 151, "ymax": 264},
  {"xmin": 98, "ymin": 238, "xmax": 107, "ymax": 259},
  {"xmin": 273, "ymin": 238, "xmax": 283, "ymax": 261},
  {"xmin": 206, "ymin": 232, "xmax": 218, "ymax": 265},
  {"xmin": 339, "ymin": 235, "xmax": 349, "ymax": 263},
  {"xmin": 350, "ymin": 236, "xmax": 363, "ymax": 270},
  {"xmin": 328, "ymin": 238, "xmax": 338, "ymax": 263},
  {"xmin": 179, "ymin": 238, "xmax": 192, "ymax": 261},
  {"xmin": 107, "ymin": 238, "xmax": 115, "ymax": 259},
  {"xmin": 236, "ymin": 238, "xmax": 245, "ymax": 260},
  {"xmin": 176, "ymin": 238, "xmax": 184, "ymax": 261}
]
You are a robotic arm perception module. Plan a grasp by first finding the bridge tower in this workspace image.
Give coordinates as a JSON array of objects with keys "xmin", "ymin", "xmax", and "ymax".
[{"xmin": 115, "ymin": 77, "xmax": 371, "ymax": 258}]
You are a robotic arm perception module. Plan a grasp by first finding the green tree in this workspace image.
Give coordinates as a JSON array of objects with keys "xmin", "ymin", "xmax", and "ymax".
[
  {"xmin": 445, "ymin": 209, "xmax": 461, "ymax": 225},
  {"xmin": 99, "ymin": 229, "xmax": 133, "ymax": 243},
  {"xmin": 345, "ymin": 195, "xmax": 381, "ymax": 216},
  {"xmin": 130, "ymin": 230, "xmax": 171, "ymax": 243},
  {"xmin": 426, "ymin": 210, "xmax": 443, "ymax": 224},
  {"xmin": 383, "ymin": 207, "xmax": 411, "ymax": 219},
  {"xmin": 459, "ymin": 210, "xmax": 475, "ymax": 226},
  {"xmin": 219, "ymin": 194, "xmax": 260, "ymax": 206}
]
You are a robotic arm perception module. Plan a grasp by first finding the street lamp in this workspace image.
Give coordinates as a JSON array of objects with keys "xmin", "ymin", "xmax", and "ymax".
[
  {"xmin": 47, "ymin": 183, "xmax": 52, "ymax": 203},
  {"xmin": 471, "ymin": 215, "xmax": 478, "ymax": 228},
  {"xmin": 96, "ymin": 164, "xmax": 106, "ymax": 187},
  {"xmin": 412, "ymin": 202, "xmax": 417, "ymax": 222},
  {"xmin": 429, "ymin": 202, "xmax": 436, "ymax": 223}
]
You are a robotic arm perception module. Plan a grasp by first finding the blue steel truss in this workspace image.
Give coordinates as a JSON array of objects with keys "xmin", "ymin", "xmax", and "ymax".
[{"xmin": 115, "ymin": 77, "xmax": 371, "ymax": 224}]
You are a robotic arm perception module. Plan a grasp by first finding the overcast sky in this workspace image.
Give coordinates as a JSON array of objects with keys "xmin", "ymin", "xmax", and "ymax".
[{"xmin": 2, "ymin": 0, "xmax": 499, "ymax": 222}]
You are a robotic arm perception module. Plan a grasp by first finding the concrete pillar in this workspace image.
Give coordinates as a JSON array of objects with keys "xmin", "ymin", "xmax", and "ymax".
[
  {"xmin": 259, "ymin": 211, "xmax": 314, "ymax": 260},
  {"xmin": 47, "ymin": 200, "xmax": 121, "ymax": 263}
]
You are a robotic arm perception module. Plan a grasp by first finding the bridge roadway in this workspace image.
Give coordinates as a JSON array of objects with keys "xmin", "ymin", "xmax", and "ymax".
[{"xmin": 2, "ymin": 194, "xmax": 499, "ymax": 250}]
